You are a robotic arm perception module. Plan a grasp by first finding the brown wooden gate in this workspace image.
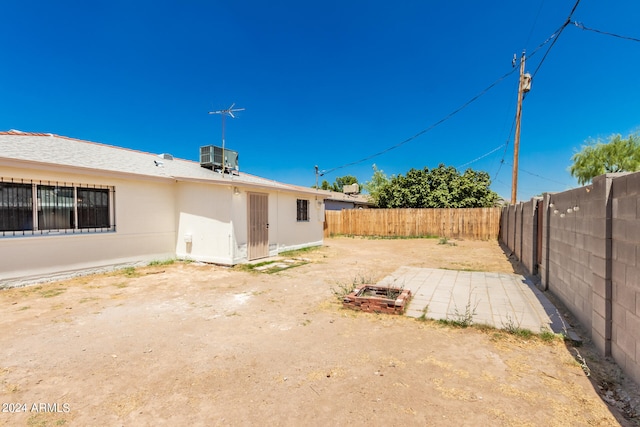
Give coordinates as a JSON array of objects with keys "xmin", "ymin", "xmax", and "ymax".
[{"xmin": 247, "ymin": 193, "xmax": 269, "ymax": 261}]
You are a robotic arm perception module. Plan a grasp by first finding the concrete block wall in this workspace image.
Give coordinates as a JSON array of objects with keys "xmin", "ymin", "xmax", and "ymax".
[
  {"xmin": 500, "ymin": 198, "xmax": 538, "ymax": 276},
  {"xmin": 508, "ymin": 206, "xmax": 516, "ymax": 251},
  {"xmin": 545, "ymin": 176, "xmax": 611, "ymax": 354},
  {"xmin": 502, "ymin": 172, "xmax": 640, "ymax": 385},
  {"xmin": 500, "ymin": 205, "xmax": 517, "ymax": 252},
  {"xmin": 520, "ymin": 199, "xmax": 538, "ymax": 275},
  {"xmin": 610, "ymin": 172, "xmax": 640, "ymax": 383},
  {"xmin": 499, "ymin": 206, "xmax": 508, "ymax": 244},
  {"xmin": 514, "ymin": 203, "xmax": 523, "ymax": 261}
]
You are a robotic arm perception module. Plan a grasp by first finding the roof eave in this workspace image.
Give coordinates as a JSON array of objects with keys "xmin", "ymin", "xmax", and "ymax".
[
  {"xmin": 172, "ymin": 174, "xmax": 330, "ymax": 197},
  {"xmin": 0, "ymin": 157, "xmax": 174, "ymax": 183}
]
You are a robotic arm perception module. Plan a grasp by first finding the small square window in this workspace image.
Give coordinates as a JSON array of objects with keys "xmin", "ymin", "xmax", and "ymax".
[{"xmin": 296, "ymin": 199, "xmax": 309, "ymax": 222}]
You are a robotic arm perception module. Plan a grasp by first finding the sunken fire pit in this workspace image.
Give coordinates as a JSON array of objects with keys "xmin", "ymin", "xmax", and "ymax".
[{"xmin": 342, "ymin": 285, "xmax": 412, "ymax": 315}]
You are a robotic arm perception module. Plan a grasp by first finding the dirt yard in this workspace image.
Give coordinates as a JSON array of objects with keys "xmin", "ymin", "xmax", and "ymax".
[{"xmin": 1, "ymin": 237, "xmax": 638, "ymax": 426}]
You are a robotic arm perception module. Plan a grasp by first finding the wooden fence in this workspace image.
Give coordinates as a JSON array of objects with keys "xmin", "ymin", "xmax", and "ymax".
[{"xmin": 324, "ymin": 208, "xmax": 501, "ymax": 240}]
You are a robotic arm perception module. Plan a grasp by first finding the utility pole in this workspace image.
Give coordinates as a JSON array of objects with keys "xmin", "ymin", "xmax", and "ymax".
[{"xmin": 511, "ymin": 51, "xmax": 532, "ymax": 205}]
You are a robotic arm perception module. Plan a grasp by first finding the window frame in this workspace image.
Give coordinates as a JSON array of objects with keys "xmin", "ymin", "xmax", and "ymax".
[
  {"xmin": 77, "ymin": 187, "xmax": 111, "ymax": 229},
  {"xmin": 0, "ymin": 181, "xmax": 33, "ymax": 232},
  {"xmin": 0, "ymin": 178, "xmax": 115, "ymax": 237},
  {"xmin": 296, "ymin": 199, "xmax": 309, "ymax": 222}
]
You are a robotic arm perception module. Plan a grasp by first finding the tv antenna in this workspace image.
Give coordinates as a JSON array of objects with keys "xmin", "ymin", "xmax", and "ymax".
[{"xmin": 208, "ymin": 103, "xmax": 245, "ymax": 171}]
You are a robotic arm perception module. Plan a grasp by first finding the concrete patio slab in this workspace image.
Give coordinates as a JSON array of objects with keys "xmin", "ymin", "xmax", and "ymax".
[{"xmin": 377, "ymin": 266, "xmax": 565, "ymax": 333}]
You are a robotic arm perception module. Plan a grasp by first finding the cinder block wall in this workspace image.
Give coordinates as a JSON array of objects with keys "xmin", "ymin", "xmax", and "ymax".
[
  {"xmin": 500, "ymin": 205, "xmax": 514, "ymax": 251},
  {"xmin": 514, "ymin": 204, "xmax": 523, "ymax": 261},
  {"xmin": 502, "ymin": 172, "xmax": 640, "ymax": 385},
  {"xmin": 499, "ymin": 199, "xmax": 538, "ymax": 276},
  {"xmin": 508, "ymin": 206, "xmax": 516, "ymax": 251},
  {"xmin": 610, "ymin": 173, "xmax": 640, "ymax": 382},
  {"xmin": 520, "ymin": 200, "xmax": 537, "ymax": 275},
  {"xmin": 499, "ymin": 206, "xmax": 509, "ymax": 244},
  {"xmin": 545, "ymin": 177, "xmax": 609, "ymax": 352}
]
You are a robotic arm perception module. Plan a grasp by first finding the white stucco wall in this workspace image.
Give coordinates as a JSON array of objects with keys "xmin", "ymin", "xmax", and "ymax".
[
  {"xmin": 200, "ymin": 187, "xmax": 326, "ymax": 264},
  {"xmin": 1, "ymin": 163, "xmax": 328, "ymax": 282},
  {"xmin": 0, "ymin": 166, "xmax": 176, "ymax": 286},
  {"xmin": 225, "ymin": 188, "xmax": 325, "ymax": 263},
  {"xmin": 175, "ymin": 182, "xmax": 234, "ymax": 264},
  {"xmin": 274, "ymin": 192, "xmax": 324, "ymax": 253}
]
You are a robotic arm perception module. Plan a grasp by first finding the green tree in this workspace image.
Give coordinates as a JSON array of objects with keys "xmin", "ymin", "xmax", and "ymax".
[
  {"xmin": 332, "ymin": 175, "xmax": 358, "ymax": 192},
  {"xmin": 362, "ymin": 164, "xmax": 389, "ymax": 206},
  {"xmin": 318, "ymin": 180, "xmax": 331, "ymax": 190},
  {"xmin": 376, "ymin": 164, "xmax": 498, "ymax": 208},
  {"xmin": 570, "ymin": 133, "xmax": 640, "ymax": 185},
  {"xmin": 314, "ymin": 175, "xmax": 359, "ymax": 192}
]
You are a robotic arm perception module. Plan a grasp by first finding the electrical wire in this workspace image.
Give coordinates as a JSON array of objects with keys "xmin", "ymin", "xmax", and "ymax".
[
  {"xmin": 531, "ymin": 0, "xmax": 582, "ymax": 79},
  {"xmin": 572, "ymin": 21, "xmax": 640, "ymax": 43},
  {"xmin": 319, "ymin": 67, "xmax": 519, "ymax": 177},
  {"xmin": 502, "ymin": 162, "xmax": 574, "ymax": 187},
  {"xmin": 493, "ymin": 113, "xmax": 517, "ymax": 182},
  {"xmin": 524, "ymin": 0, "xmax": 546, "ymax": 48},
  {"xmin": 457, "ymin": 144, "xmax": 506, "ymax": 170},
  {"xmin": 320, "ymin": 0, "xmax": 581, "ymax": 178},
  {"xmin": 494, "ymin": 0, "xmax": 582, "ymax": 182}
]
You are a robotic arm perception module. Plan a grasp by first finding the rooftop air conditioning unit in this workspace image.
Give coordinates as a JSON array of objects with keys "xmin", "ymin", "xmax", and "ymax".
[
  {"xmin": 343, "ymin": 183, "xmax": 360, "ymax": 195},
  {"xmin": 200, "ymin": 145, "xmax": 239, "ymax": 173}
]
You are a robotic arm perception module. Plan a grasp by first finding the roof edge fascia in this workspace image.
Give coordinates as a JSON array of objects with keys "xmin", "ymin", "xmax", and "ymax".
[
  {"xmin": 173, "ymin": 175, "xmax": 330, "ymax": 198},
  {"xmin": 0, "ymin": 157, "xmax": 174, "ymax": 184}
]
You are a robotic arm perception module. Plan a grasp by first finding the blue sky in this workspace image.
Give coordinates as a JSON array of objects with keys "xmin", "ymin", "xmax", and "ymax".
[{"xmin": 2, "ymin": 1, "xmax": 639, "ymax": 201}]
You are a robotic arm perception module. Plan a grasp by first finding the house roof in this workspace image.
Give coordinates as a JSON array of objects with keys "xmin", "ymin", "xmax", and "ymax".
[
  {"xmin": 325, "ymin": 191, "xmax": 373, "ymax": 206},
  {"xmin": 0, "ymin": 131, "xmax": 328, "ymax": 197}
]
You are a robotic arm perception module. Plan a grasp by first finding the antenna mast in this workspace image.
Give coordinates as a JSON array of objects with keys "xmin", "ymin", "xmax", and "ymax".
[{"xmin": 208, "ymin": 103, "xmax": 245, "ymax": 172}]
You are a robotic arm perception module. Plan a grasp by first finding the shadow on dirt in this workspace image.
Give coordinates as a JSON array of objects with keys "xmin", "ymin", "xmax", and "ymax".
[
  {"xmin": 499, "ymin": 240, "xmax": 640, "ymax": 426},
  {"xmin": 498, "ymin": 241, "xmax": 528, "ymax": 276}
]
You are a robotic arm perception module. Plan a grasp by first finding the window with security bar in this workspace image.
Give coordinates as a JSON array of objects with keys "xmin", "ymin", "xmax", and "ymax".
[
  {"xmin": 0, "ymin": 182, "xmax": 33, "ymax": 232},
  {"xmin": 296, "ymin": 199, "xmax": 309, "ymax": 222},
  {"xmin": 0, "ymin": 179, "xmax": 115, "ymax": 236},
  {"xmin": 37, "ymin": 185, "xmax": 75, "ymax": 230},
  {"xmin": 77, "ymin": 188, "xmax": 110, "ymax": 228}
]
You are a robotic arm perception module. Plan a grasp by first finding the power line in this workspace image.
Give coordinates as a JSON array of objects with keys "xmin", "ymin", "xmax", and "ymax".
[
  {"xmin": 524, "ymin": 0, "xmax": 546, "ymax": 48},
  {"xmin": 502, "ymin": 162, "xmax": 574, "ymax": 187},
  {"xmin": 320, "ymin": 0, "xmax": 581, "ymax": 178},
  {"xmin": 572, "ymin": 21, "xmax": 640, "ymax": 43},
  {"xmin": 493, "ymin": 113, "xmax": 517, "ymax": 182},
  {"xmin": 457, "ymin": 144, "xmax": 506, "ymax": 170},
  {"xmin": 531, "ymin": 0, "xmax": 582, "ymax": 79},
  {"xmin": 319, "ymin": 67, "xmax": 519, "ymax": 177},
  {"xmin": 530, "ymin": 25, "xmax": 566, "ymax": 79}
]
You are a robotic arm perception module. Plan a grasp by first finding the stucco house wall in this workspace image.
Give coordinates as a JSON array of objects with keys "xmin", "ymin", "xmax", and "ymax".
[
  {"xmin": 274, "ymin": 192, "xmax": 324, "ymax": 252},
  {"xmin": 175, "ymin": 181, "xmax": 234, "ymax": 264},
  {"xmin": 0, "ymin": 165, "xmax": 176, "ymax": 285},
  {"xmin": 0, "ymin": 131, "xmax": 329, "ymax": 286}
]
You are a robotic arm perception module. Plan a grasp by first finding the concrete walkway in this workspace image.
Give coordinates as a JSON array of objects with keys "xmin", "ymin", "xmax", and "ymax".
[{"xmin": 377, "ymin": 267, "xmax": 565, "ymax": 333}]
